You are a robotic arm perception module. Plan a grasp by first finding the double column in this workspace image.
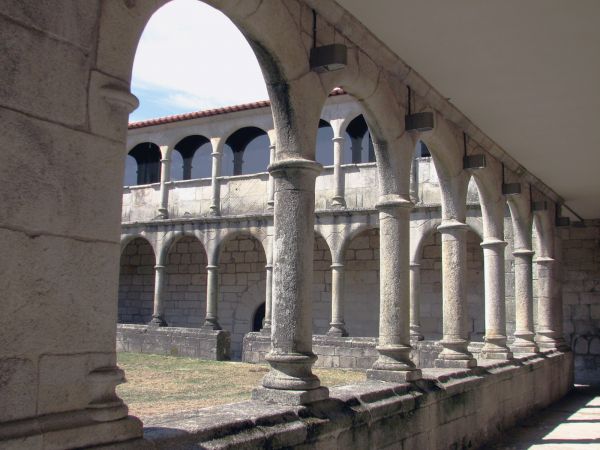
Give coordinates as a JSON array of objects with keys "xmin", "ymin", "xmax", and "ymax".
[
  {"xmin": 203, "ymin": 264, "xmax": 221, "ymax": 330},
  {"xmin": 157, "ymin": 145, "xmax": 171, "ymax": 219},
  {"xmin": 367, "ymin": 195, "xmax": 421, "ymax": 382},
  {"xmin": 261, "ymin": 263, "xmax": 273, "ymax": 333},
  {"xmin": 535, "ymin": 256, "xmax": 565, "ymax": 350},
  {"xmin": 253, "ymin": 158, "xmax": 328, "ymax": 404},
  {"xmin": 409, "ymin": 262, "xmax": 424, "ymax": 340},
  {"xmin": 512, "ymin": 248, "xmax": 538, "ymax": 353},
  {"xmin": 149, "ymin": 264, "xmax": 168, "ymax": 326},
  {"xmin": 209, "ymin": 137, "xmax": 222, "ymax": 216},
  {"xmin": 327, "ymin": 262, "xmax": 348, "ymax": 337},
  {"xmin": 331, "ymin": 135, "xmax": 346, "ymax": 208},
  {"xmin": 480, "ymin": 238, "xmax": 512, "ymax": 359},
  {"xmin": 435, "ymin": 219, "xmax": 477, "ymax": 368}
]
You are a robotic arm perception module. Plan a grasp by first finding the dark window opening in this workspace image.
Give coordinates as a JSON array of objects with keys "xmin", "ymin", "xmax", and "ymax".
[
  {"xmin": 128, "ymin": 142, "xmax": 161, "ymax": 185},
  {"xmin": 252, "ymin": 302, "xmax": 266, "ymax": 332},
  {"xmin": 223, "ymin": 127, "xmax": 268, "ymax": 176},
  {"xmin": 315, "ymin": 119, "xmax": 334, "ymax": 166},
  {"xmin": 345, "ymin": 115, "xmax": 375, "ymax": 164},
  {"xmin": 172, "ymin": 135, "xmax": 211, "ymax": 181}
]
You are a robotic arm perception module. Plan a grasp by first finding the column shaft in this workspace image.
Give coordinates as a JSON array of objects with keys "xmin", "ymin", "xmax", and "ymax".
[
  {"xmin": 512, "ymin": 249, "xmax": 538, "ymax": 353},
  {"xmin": 367, "ymin": 196, "xmax": 421, "ymax": 382},
  {"xmin": 535, "ymin": 257, "xmax": 563, "ymax": 349},
  {"xmin": 150, "ymin": 265, "xmax": 167, "ymax": 326},
  {"xmin": 480, "ymin": 239, "xmax": 512, "ymax": 359},
  {"xmin": 261, "ymin": 263, "xmax": 273, "ymax": 333},
  {"xmin": 435, "ymin": 220, "xmax": 477, "ymax": 368},
  {"xmin": 203, "ymin": 265, "xmax": 221, "ymax": 330},
  {"xmin": 254, "ymin": 158, "xmax": 328, "ymax": 404},
  {"xmin": 267, "ymin": 143, "xmax": 276, "ymax": 210},
  {"xmin": 327, "ymin": 263, "xmax": 348, "ymax": 337},
  {"xmin": 209, "ymin": 149, "xmax": 221, "ymax": 216},
  {"xmin": 409, "ymin": 263, "xmax": 424, "ymax": 340},
  {"xmin": 331, "ymin": 136, "xmax": 346, "ymax": 208},
  {"xmin": 157, "ymin": 156, "xmax": 171, "ymax": 219}
]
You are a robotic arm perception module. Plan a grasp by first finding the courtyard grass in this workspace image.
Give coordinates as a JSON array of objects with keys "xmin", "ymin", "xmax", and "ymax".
[{"xmin": 116, "ymin": 352, "xmax": 365, "ymax": 420}]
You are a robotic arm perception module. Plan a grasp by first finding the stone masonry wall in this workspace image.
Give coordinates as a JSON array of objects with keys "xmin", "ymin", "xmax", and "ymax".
[
  {"xmin": 118, "ymin": 238, "xmax": 155, "ymax": 324},
  {"xmin": 218, "ymin": 235, "xmax": 267, "ymax": 359},
  {"xmin": 164, "ymin": 236, "xmax": 207, "ymax": 327},
  {"xmin": 560, "ymin": 221, "xmax": 600, "ymax": 384}
]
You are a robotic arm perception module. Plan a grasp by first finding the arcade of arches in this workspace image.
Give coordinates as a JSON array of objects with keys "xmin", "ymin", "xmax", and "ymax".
[{"xmin": 1, "ymin": 1, "xmax": 595, "ymax": 449}]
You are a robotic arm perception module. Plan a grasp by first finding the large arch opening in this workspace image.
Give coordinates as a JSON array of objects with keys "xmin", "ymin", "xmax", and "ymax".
[
  {"xmin": 118, "ymin": 237, "xmax": 156, "ymax": 324},
  {"xmin": 171, "ymin": 135, "xmax": 212, "ymax": 181},
  {"xmin": 221, "ymin": 127, "xmax": 269, "ymax": 176},
  {"xmin": 127, "ymin": 142, "xmax": 161, "ymax": 185},
  {"xmin": 344, "ymin": 115, "xmax": 375, "ymax": 164}
]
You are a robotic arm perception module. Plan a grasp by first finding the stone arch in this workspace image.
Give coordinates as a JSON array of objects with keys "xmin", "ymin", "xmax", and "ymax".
[
  {"xmin": 222, "ymin": 126, "xmax": 269, "ymax": 176},
  {"xmin": 120, "ymin": 233, "xmax": 156, "ymax": 256},
  {"xmin": 157, "ymin": 230, "xmax": 206, "ymax": 266},
  {"xmin": 171, "ymin": 134, "xmax": 212, "ymax": 181},
  {"xmin": 410, "ymin": 218, "xmax": 443, "ymax": 264},
  {"xmin": 118, "ymin": 237, "xmax": 156, "ymax": 325},
  {"xmin": 127, "ymin": 142, "xmax": 161, "ymax": 185},
  {"xmin": 216, "ymin": 232, "xmax": 267, "ymax": 359},
  {"xmin": 343, "ymin": 227, "xmax": 380, "ymax": 337}
]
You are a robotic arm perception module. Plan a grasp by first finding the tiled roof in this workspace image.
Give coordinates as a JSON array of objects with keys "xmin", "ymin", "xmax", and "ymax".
[{"xmin": 128, "ymin": 87, "xmax": 347, "ymax": 129}]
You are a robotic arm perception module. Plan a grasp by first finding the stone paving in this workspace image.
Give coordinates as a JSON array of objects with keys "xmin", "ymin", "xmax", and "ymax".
[{"xmin": 488, "ymin": 385, "xmax": 600, "ymax": 449}]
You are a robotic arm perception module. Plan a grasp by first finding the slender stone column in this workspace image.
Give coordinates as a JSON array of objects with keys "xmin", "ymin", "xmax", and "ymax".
[
  {"xmin": 480, "ymin": 239, "xmax": 513, "ymax": 359},
  {"xmin": 209, "ymin": 141, "xmax": 221, "ymax": 216},
  {"xmin": 203, "ymin": 264, "xmax": 221, "ymax": 330},
  {"xmin": 327, "ymin": 263, "xmax": 348, "ymax": 337},
  {"xmin": 535, "ymin": 257, "xmax": 563, "ymax": 350},
  {"xmin": 261, "ymin": 263, "xmax": 273, "ymax": 333},
  {"xmin": 267, "ymin": 143, "xmax": 276, "ymax": 210},
  {"xmin": 149, "ymin": 265, "xmax": 168, "ymax": 326},
  {"xmin": 367, "ymin": 196, "xmax": 421, "ymax": 382},
  {"xmin": 157, "ymin": 148, "xmax": 171, "ymax": 219},
  {"xmin": 434, "ymin": 220, "xmax": 477, "ymax": 368},
  {"xmin": 409, "ymin": 262, "xmax": 424, "ymax": 341},
  {"xmin": 253, "ymin": 158, "xmax": 328, "ymax": 405},
  {"xmin": 512, "ymin": 248, "xmax": 538, "ymax": 353},
  {"xmin": 331, "ymin": 136, "xmax": 346, "ymax": 208}
]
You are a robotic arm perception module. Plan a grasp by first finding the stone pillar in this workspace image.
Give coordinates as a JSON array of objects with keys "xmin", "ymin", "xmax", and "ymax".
[
  {"xmin": 203, "ymin": 264, "xmax": 221, "ymax": 330},
  {"xmin": 480, "ymin": 239, "xmax": 513, "ymax": 359},
  {"xmin": 267, "ymin": 142, "xmax": 276, "ymax": 210},
  {"xmin": 512, "ymin": 248, "xmax": 538, "ymax": 353},
  {"xmin": 253, "ymin": 158, "xmax": 328, "ymax": 405},
  {"xmin": 209, "ymin": 139, "xmax": 221, "ymax": 216},
  {"xmin": 157, "ymin": 146, "xmax": 171, "ymax": 219},
  {"xmin": 149, "ymin": 264, "xmax": 168, "ymax": 326},
  {"xmin": 327, "ymin": 262, "xmax": 348, "ymax": 337},
  {"xmin": 435, "ymin": 220, "xmax": 477, "ymax": 368},
  {"xmin": 409, "ymin": 262, "xmax": 424, "ymax": 341},
  {"xmin": 535, "ymin": 257, "xmax": 563, "ymax": 350},
  {"xmin": 367, "ymin": 196, "xmax": 421, "ymax": 382},
  {"xmin": 331, "ymin": 136, "xmax": 346, "ymax": 208},
  {"xmin": 261, "ymin": 263, "xmax": 273, "ymax": 333}
]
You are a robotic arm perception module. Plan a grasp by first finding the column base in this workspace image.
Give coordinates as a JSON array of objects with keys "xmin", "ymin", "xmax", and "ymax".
[
  {"xmin": 480, "ymin": 350, "xmax": 513, "ymax": 360},
  {"xmin": 155, "ymin": 208, "xmax": 168, "ymax": 220},
  {"xmin": 481, "ymin": 338, "xmax": 513, "ymax": 360},
  {"xmin": 252, "ymin": 386, "xmax": 329, "ymax": 405},
  {"xmin": 330, "ymin": 197, "xmax": 346, "ymax": 209},
  {"xmin": 202, "ymin": 319, "xmax": 222, "ymax": 330},
  {"xmin": 326, "ymin": 324, "xmax": 348, "ymax": 337},
  {"xmin": 149, "ymin": 315, "xmax": 168, "ymax": 327},
  {"xmin": 410, "ymin": 326, "xmax": 424, "ymax": 341},
  {"xmin": 435, "ymin": 339, "xmax": 477, "ymax": 368},
  {"xmin": 366, "ymin": 368, "xmax": 422, "ymax": 383},
  {"xmin": 260, "ymin": 326, "xmax": 271, "ymax": 335},
  {"xmin": 434, "ymin": 358, "xmax": 477, "ymax": 369},
  {"xmin": 267, "ymin": 201, "xmax": 274, "ymax": 211},
  {"xmin": 208, "ymin": 206, "xmax": 220, "ymax": 216},
  {"xmin": 511, "ymin": 345, "xmax": 539, "ymax": 355}
]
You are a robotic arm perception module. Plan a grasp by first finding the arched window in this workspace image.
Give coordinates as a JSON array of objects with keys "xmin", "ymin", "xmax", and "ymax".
[
  {"xmin": 344, "ymin": 115, "xmax": 375, "ymax": 164},
  {"xmin": 172, "ymin": 135, "xmax": 211, "ymax": 181},
  {"xmin": 315, "ymin": 120, "xmax": 334, "ymax": 166},
  {"xmin": 223, "ymin": 127, "xmax": 268, "ymax": 176},
  {"xmin": 127, "ymin": 142, "xmax": 161, "ymax": 185}
]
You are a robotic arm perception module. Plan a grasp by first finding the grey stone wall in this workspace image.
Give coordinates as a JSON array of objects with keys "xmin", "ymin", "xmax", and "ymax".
[
  {"xmin": 146, "ymin": 352, "xmax": 573, "ymax": 450},
  {"xmin": 118, "ymin": 238, "xmax": 155, "ymax": 324},
  {"xmin": 117, "ymin": 324, "xmax": 230, "ymax": 360},
  {"xmin": 560, "ymin": 221, "xmax": 600, "ymax": 384},
  {"xmin": 165, "ymin": 236, "xmax": 207, "ymax": 327}
]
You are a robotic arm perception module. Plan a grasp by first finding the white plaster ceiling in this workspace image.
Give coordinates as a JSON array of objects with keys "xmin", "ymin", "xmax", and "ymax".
[{"xmin": 337, "ymin": 0, "xmax": 600, "ymax": 219}]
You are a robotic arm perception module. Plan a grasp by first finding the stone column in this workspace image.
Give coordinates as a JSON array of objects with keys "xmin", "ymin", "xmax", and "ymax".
[
  {"xmin": 203, "ymin": 264, "xmax": 221, "ymax": 330},
  {"xmin": 409, "ymin": 262, "xmax": 424, "ymax": 340},
  {"xmin": 149, "ymin": 264, "xmax": 168, "ymax": 326},
  {"xmin": 209, "ymin": 139, "xmax": 221, "ymax": 216},
  {"xmin": 512, "ymin": 248, "xmax": 538, "ymax": 353},
  {"xmin": 157, "ymin": 146, "xmax": 171, "ymax": 219},
  {"xmin": 267, "ymin": 142, "xmax": 276, "ymax": 210},
  {"xmin": 331, "ymin": 136, "xmax": 346, "ymax": 208},
  {"xmin": 480, "ymin": 239, "xmax": 513, "ymax": 359},
  {"xmin": 261, "ymin": 263, "xmax": 273, "ymax": 333},
  {"xmin": 253, "ymin": 158, "xmax": 328, "ymax": 405},
  {"xmin": 367, "ymin": 196, "xmax": 421, "ymax": 382},
  {"xmin": 535, "ymin": 256, "xmax": 562, "ymax": 350},
  {"xmin": 327, "ymin": 262, "xmax": 348, "ymax": 337},
  {"xmin": 435, "ymin": 220, "xmax": 477, "ymax": 368}
]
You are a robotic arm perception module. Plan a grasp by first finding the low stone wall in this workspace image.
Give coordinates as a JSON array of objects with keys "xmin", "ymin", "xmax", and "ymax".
[
  {"xmin": 242, "ymin": 333, "xmax": 484, "ymax": 369},
  {"xmin": 141, "ymin": 351, "xmax": 573, "ymax": 450},
  {"xmin": 116, "ymin": 324, "xmax": 230, "ymax": 360}
]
